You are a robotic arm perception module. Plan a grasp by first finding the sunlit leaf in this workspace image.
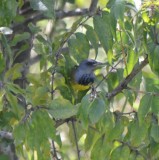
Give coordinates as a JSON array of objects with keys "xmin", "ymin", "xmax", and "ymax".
[
  {"xmin": 124, "ymin": 49, "xmax": 139, "ymax": 76},
  {"xmin": 0, "ymin": 27, "xmax": 13, "ymax": 35}
]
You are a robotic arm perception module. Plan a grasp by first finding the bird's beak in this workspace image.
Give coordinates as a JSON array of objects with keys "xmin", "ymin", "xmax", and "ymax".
[
  {"xmin": 94, "ymin": 61, "xmax": 106, "ymax": 66},
  {"xmin": 94, "ymin": 61, "xmax": 106, "ymax": 69}
]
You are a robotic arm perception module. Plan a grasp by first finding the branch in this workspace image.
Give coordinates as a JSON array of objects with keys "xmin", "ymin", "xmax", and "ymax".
[
  {"xmin": 0, "ymin": 131, "xmax": 13, "ymax": 140},
  {"xmin": 56, "ymin": 8, "xmax": 89, "ymax": 19},
  {"xmin": 107, "ymin": 56, "xmax": 149, "ymax": 100},
  {"xmin": 89, "ymin": 0, "xmax": 98, "ymax": 16},
  {"xmin": 20, "ymin": 106, "xmax": 50, "ymax": 123},
  {"xmin": 12, "ymin": 8, "xmax": 89, "ymax": 31},
  {"xmin": 0, "ymin": 144, "xmax": 18, "ymax": 160}
]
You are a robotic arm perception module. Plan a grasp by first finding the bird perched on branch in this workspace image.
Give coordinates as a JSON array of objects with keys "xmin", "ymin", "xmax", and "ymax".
[{"xmin": 71, "ymin": 59, "xmax": 104, "ymax": 91}]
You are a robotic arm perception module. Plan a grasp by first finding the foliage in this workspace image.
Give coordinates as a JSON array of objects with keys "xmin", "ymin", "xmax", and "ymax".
[{"xmin": 0, "ymin": 0, "xmax": 159, "ymax": 159}]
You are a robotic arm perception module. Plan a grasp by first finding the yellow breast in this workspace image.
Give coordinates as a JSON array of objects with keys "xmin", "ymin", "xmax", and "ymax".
[{"xmin": 72, "ymin": 83, "xmax": 90, "ymax": 91}]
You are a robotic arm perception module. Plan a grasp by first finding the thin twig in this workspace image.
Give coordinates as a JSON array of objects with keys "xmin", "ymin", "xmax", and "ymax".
[
  {"xmin": 95, "ymin": 58, "xmax": 124, "ymax": 88},
  {"xmin": 51, "ymin": 140, "xmax": 59, "ymax": 160},
  {"xmin": 72, "ymin": 120, "xmax": 80, "ymax": 160}
]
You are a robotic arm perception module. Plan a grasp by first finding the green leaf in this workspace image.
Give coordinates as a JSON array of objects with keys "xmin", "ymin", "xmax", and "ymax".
[
  {"xmin": 6, "ymin": 82, "xmax": 25, "ymax": 96},
  {"xmin": 151, "ymin": 124, "xmax": 159, "ymax": 143},
  {"xmin": 136, "ymin": 155, "xmax": 144, "ymax": 160},
  {"xmin": 26, "ymin": 73, "xmax": 41, "ymax": 85},
  {"xmin": 31, "ymin": 86, "xmax": 49, "ymax": 105},
  {"xmin": 98, "ymin": 112, "xmax": 114, "ymax": 134},
  {"xmin": 111, "ymin": 146, "xmax": 130, "ymax": 160},
  {"xmin": 68, "ymin": 32, "xmax": 90, "ymax": 63},
  {"xmin": 49, "ymin": 98, "xmax": 78, "ymax": 119},
  {"xmin": 129, "ymin": 121, "xmax": 148, "ymax": 146},
  {"xmin": 28, "ymin": 22, "xmax": 41, "ymax": 34},
  {"xmin": 148, "ymin": 45, "xmax": 159, "ymax": 75},
  {"xmin": 128, "ymin": 152, "xmax": 136, "ymax": 160},
  {"xmin": 13, "ymin": 123, "xmax": 27, "ymax": 145},
  {"xmin": 0, "ymin": 0, "xmax": 18, "ymax": 26},
  {"xmin": 84, "ymin": 127, "xmax": 100, "ymax": 151},
  {"xmin": 0, "ymin": 53, "xmax": 5, "ymax": 74},
  {"xmin": 111, "ymin": 0, "xmax": 125, "ymax": 20},
  {"xmin": 89, "ymin": 98, "xmax": 106, "ymax": 124},
  {"xmin": 30, "ymin": 0, "xmax": 55, "ymax": 18},
  {"xmin": 1, "ymin": 34, "xmax": 13, "ymax": 67},
  {"xmin": 151, "ymin": 94, "xmax": 159, "ymax": 113},
  {"xmin": 138, "ymin": 94, "xmax": 152, "ymax": 125},
  {"xmin": 93, "ymin": 12, "xmax": 113, "ymax": 53},
  {"xmin": 10, "ymin": 32, "xmax": 31, "ymax": 46},
  {"xmin": 36, "ymin": 34, "xmax": 49, "ymax": 45},
  {"xmin": 110, "ymin": 145, "xmax": 122, "ymax": 160},
  {"xmin": 84, "ymin": 25, "xmax": 99, "ymax": 56},
  {"xmin": 78, "ymin": 95, "xmax": 92, "ymax": 128},
  {"xmin": 5, "ymin": 91, "xmax": 18, "ymax": 114},
  {"xmin": 107, "ymin": 72, "xmax": 119, "ymax": 91},
  {"xmin": 26, "ymin": 110, "xmax": 56, "ymax": 155},
  {"xmin": 149, "ymin": 141, "xmax": 159, "ymax": 159},
  {"xmin": 91, "ymin": 135, "xmax": 113, "ymax": 159},
  {"xmin": 107, "ymin": 120, "xmax": 124, "ymax": 142},
  {"xmin": 120, "ymin": 146, "xmax": 130, "ymax": 159},
  {"xmin": 5, "ymin": 63, "xmax": 22, "ymax": 81},
  {"xmin": 124, "ymin": 49, "xmax": 139, "ymax": 76},
  {"xmin": 111, "ymin": 145, "xmax": 130, "ymax": 159},
  {"xmin": 57, "ymin": 85, "xmax": 72, "ymax": 102},
  {"xmin": 14, "ymin": 43, "xmax": 30, "ymax": 60}
]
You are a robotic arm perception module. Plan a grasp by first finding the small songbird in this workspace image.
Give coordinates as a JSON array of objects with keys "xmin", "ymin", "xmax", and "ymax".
[{"xmin": 71, "ymin": 59, "xmax": 104, "ymax": 91}]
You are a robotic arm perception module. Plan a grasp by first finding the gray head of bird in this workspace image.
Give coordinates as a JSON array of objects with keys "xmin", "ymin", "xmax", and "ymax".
[{"xmin": 78, "ymin": 59, "xmax": 105, "ymax": 72}]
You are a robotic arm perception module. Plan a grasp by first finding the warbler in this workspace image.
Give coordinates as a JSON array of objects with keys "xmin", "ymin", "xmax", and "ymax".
[{"xmin": 71, "ymin": 59, "xmax": 104, "ymax": 91}]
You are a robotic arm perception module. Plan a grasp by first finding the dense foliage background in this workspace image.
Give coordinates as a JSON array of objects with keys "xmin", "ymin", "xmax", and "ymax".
[{"xmin": 0, "ymin": 0, "xmax": 159, "ymax": 159}]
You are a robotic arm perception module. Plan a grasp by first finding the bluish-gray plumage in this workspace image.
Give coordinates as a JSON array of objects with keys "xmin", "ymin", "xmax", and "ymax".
[{"xmin": 73, "ymin": 59, "xmax": 103, "ymax": 89}]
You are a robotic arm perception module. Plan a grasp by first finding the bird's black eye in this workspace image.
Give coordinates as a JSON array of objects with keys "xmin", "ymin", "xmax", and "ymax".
[{"xmin": 86, "ymin": 60, "xmax": 96, "ymax": 65}]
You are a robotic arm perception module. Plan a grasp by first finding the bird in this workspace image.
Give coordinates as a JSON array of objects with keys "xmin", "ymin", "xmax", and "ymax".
[{"xmin": 71, "ymin": 59, "xmax": 104, "ymax": 91}]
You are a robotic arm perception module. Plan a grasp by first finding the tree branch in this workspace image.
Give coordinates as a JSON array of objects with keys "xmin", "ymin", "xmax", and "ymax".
[
  {"xmin": 12, "ymin": 8, "xmax": 89, "ymax": 31},
  {"xmin": 107, "ymin": 56, "xmax": 149, "ymax": 100},
  {"xmin": 89, "ymin": 0, "xmax": 98, "ymax": 16},
  {"xmin": 56, "ymin": 8, "xmax": 89, "ymax": 19},
  {"xmin": 0, "ymin": 144, "xmax": 18, "ymax": 160},
  {"xmin": 0, "ymin": 131, "xmax": 13, "ymax": 140}
]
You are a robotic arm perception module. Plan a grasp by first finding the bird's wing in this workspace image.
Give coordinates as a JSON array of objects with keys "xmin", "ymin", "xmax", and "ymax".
[{"xmin": 78, "ymin": 74, "xmax": 95, "ymax": 85}]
